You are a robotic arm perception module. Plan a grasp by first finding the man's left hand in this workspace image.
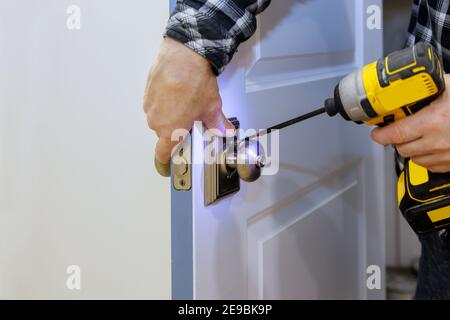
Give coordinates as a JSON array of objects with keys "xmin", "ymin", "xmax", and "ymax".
[{"xmin": 371, "ymin": 74, "xmax": 450, "ymax": 173}]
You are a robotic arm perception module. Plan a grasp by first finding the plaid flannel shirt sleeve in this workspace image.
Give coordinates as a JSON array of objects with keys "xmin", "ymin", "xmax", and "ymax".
[
  {"xmin": 165, "ymin": 0, "xmax": 272, "ymax": 75},
  {"xmin": 406, "ymin": 0, "xmax": 450, "ymax": 72}
]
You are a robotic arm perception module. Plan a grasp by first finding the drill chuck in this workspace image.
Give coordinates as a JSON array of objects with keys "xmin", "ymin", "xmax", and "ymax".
[
  {"xmin": 324, "ymin": 83, "xmax": 355, "ymax": 121},
  {"xmin": 324, "ymin": 98, "xmax": 338, "ymax": 117}
]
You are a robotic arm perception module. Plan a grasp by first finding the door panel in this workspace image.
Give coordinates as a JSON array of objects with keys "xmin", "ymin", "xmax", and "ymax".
[
  {"xmin": 248, "ymin": 169, "xmax": 364, "ymax": 299},
  {"xmin": 173, "ymin": 0, "xmax": 386, "ymax": 300},
  {"xmin": 247, "ymin": 0, "xmax": 356, "ymax": 88}
]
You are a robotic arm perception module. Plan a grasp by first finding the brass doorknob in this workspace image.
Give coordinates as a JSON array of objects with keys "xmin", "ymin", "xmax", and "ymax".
[
  {"xmin": 154, "ymin": 157, "xmax": 171, "ymax": 177},
  {"xmin": 222, "ymin": 139, "xmax": 265, "ymax": 183}
]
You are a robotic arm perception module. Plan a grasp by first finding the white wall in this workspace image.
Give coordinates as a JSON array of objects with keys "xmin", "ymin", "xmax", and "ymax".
[{"xmin": 0, "ymin": 0, "xmax": 171, "ymax": 299}]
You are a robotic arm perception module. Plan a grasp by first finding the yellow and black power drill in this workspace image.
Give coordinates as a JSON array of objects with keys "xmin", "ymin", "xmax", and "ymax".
[
  {"xmin": 264, "ymin": 42, "xmax": 449, "ymax": 234},
  {"xmin": 323, "ymin": 42, "xmax": 450, "ymax": 234}
]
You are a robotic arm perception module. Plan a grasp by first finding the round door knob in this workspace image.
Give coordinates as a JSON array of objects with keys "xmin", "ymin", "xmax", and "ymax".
[
  {"xmin": 154, "ymin": 157, "xmax": 171, "ymax": 177},
  {"xmin": 224, "ymin": 139, "xmax": 265, "ymax": 183}
]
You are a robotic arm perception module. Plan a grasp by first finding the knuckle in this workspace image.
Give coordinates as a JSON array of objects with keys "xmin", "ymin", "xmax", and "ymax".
[
  {"xmin": 143, "ymin": 99, "xmax": 152, "ymax": 113},
  {"xmin": 205, "ymin": 100, "xmax": 222, "ymax": 117},
  {"xmin": 147, "ymin": 118, "xmax": 156, "ymax": 131},
  {"xmin": 164, "ymin": 72, "xmax": 185, "ymax": 90},
  {"xmin": 146, "ymin": 110, "xmax": 158, "ymax": 130},
  {"xmin": 396, "ymin": 147, "xmax": 408, "ymax": 158},
  {"xmin": 430, "ymin": 113, "xmax": 444, "ymax": 128},
  {"xmin": 393, "ymin": 124, "xmax": 406, "ymax": 143},
  {"xmin": 210, "ymin": 98, "xmax": 222, "ymax": 112},
  {"xmin": 430, "ymin": 103, "xmax": 450, "ymax": 124},
  {"xmin": 417, "ymin": 114, "xmax": 431, "ymax": 132}
]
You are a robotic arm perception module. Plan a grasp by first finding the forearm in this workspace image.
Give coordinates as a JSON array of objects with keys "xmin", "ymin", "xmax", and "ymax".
[{"xmin": 165, "ymin": 0, "xmax": 271, "ymax": 75}]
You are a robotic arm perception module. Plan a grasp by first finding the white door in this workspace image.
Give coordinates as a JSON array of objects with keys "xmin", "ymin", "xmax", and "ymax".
[{"xmin": 171, "ymin": 0, "xmax": 387, "ymax": 299}]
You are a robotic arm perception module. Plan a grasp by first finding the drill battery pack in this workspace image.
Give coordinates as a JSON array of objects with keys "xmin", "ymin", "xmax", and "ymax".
[{"xmin": 398, "ymin": 160, "xmax": 450, "ymax": 234}]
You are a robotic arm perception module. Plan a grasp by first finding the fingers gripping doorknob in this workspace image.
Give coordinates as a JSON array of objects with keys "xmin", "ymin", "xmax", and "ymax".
[{"xmin": 154, "ymin": 136, "xmax": 266, "ymax": 183}]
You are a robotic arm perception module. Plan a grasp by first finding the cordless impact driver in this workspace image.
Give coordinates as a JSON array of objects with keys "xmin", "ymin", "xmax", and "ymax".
[{"xmin": 323, "ymin": 42, "xmax": 449, "ymax": 234}]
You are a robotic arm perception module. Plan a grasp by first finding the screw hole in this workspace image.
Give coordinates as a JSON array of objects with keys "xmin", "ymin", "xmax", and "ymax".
[{"xmin": 180, "ymin": 179, "xmax": 186, "ymax": 187}]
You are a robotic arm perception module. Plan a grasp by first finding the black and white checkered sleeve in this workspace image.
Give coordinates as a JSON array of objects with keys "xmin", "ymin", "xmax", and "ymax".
[
  {"xmin": 165, "ymin": 0, "xmax": 271, "ymax": 75},
  {"xmin": 406, "ymin": 0, "xmax": 450, "ymax": 72}
]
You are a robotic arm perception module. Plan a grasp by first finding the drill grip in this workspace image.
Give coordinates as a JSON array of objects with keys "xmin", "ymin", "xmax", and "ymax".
[{"xmin": 398, "ymin": 160, "xmax": 450, "ymax": 234}]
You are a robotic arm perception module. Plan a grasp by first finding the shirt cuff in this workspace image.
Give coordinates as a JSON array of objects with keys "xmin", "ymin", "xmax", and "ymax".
[{"xmin": 164, "ymin": 4, "xmax": 255, "ymax": 75}]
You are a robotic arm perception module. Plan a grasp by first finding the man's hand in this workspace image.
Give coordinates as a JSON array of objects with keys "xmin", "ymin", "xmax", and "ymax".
[
  {"xmin": 371, "ymin": 75, "xmax": 450, "ymax": 173},
  {"xmin": 144, "ymin": 38, "xmax": 234, "ymax": 164}
]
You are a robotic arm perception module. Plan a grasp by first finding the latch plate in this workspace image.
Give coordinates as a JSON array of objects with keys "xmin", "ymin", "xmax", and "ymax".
[{"xmin": 173, "ymin": 137, "xmax": 192, "ymax": 191}]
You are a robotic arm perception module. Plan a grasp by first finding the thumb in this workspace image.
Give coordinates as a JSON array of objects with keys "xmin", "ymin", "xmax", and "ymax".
[
  {"xmin": 155, "ymin": 136, "xmax": 180, "ymax": 164},
  {"xmin": 203, "ymin": 109, "xmax": 236, "ymax": 136},
  {"xmin": 371, "ymin": 111, "xmax": 424, "ymax": 145}
]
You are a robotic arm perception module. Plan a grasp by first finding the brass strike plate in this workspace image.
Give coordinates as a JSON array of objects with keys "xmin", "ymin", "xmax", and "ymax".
[
  {"xmin": 173, "ymin": 138, "xmax": 192, "ymax": 191},
  {"xmin": 204, "ymin": 118, "xmax": 240, "ymax": 206}
]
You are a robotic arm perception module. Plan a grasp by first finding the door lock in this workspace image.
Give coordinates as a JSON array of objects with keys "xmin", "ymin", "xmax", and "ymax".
[
  {"xmin": 205, "ymin": 118, "xmax": 266, "ymax": 205},
  {"xmin": 220, "ymin": 139, "xmax": 266, "ymax": 183},
  {"xmin": 154, "ymin": 118, "xmax": 266, "ymax": 204}
]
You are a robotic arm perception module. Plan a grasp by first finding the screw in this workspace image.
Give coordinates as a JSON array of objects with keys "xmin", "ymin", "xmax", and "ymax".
[{"xmin": 256, "ymin": 155, "xmax": 266, "ymax": 168}]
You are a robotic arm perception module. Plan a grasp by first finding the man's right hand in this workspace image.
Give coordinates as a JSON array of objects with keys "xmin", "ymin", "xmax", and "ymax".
[{"xmin": 144, "ymin": 37, "xmax": 234, "ymax": 164}]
